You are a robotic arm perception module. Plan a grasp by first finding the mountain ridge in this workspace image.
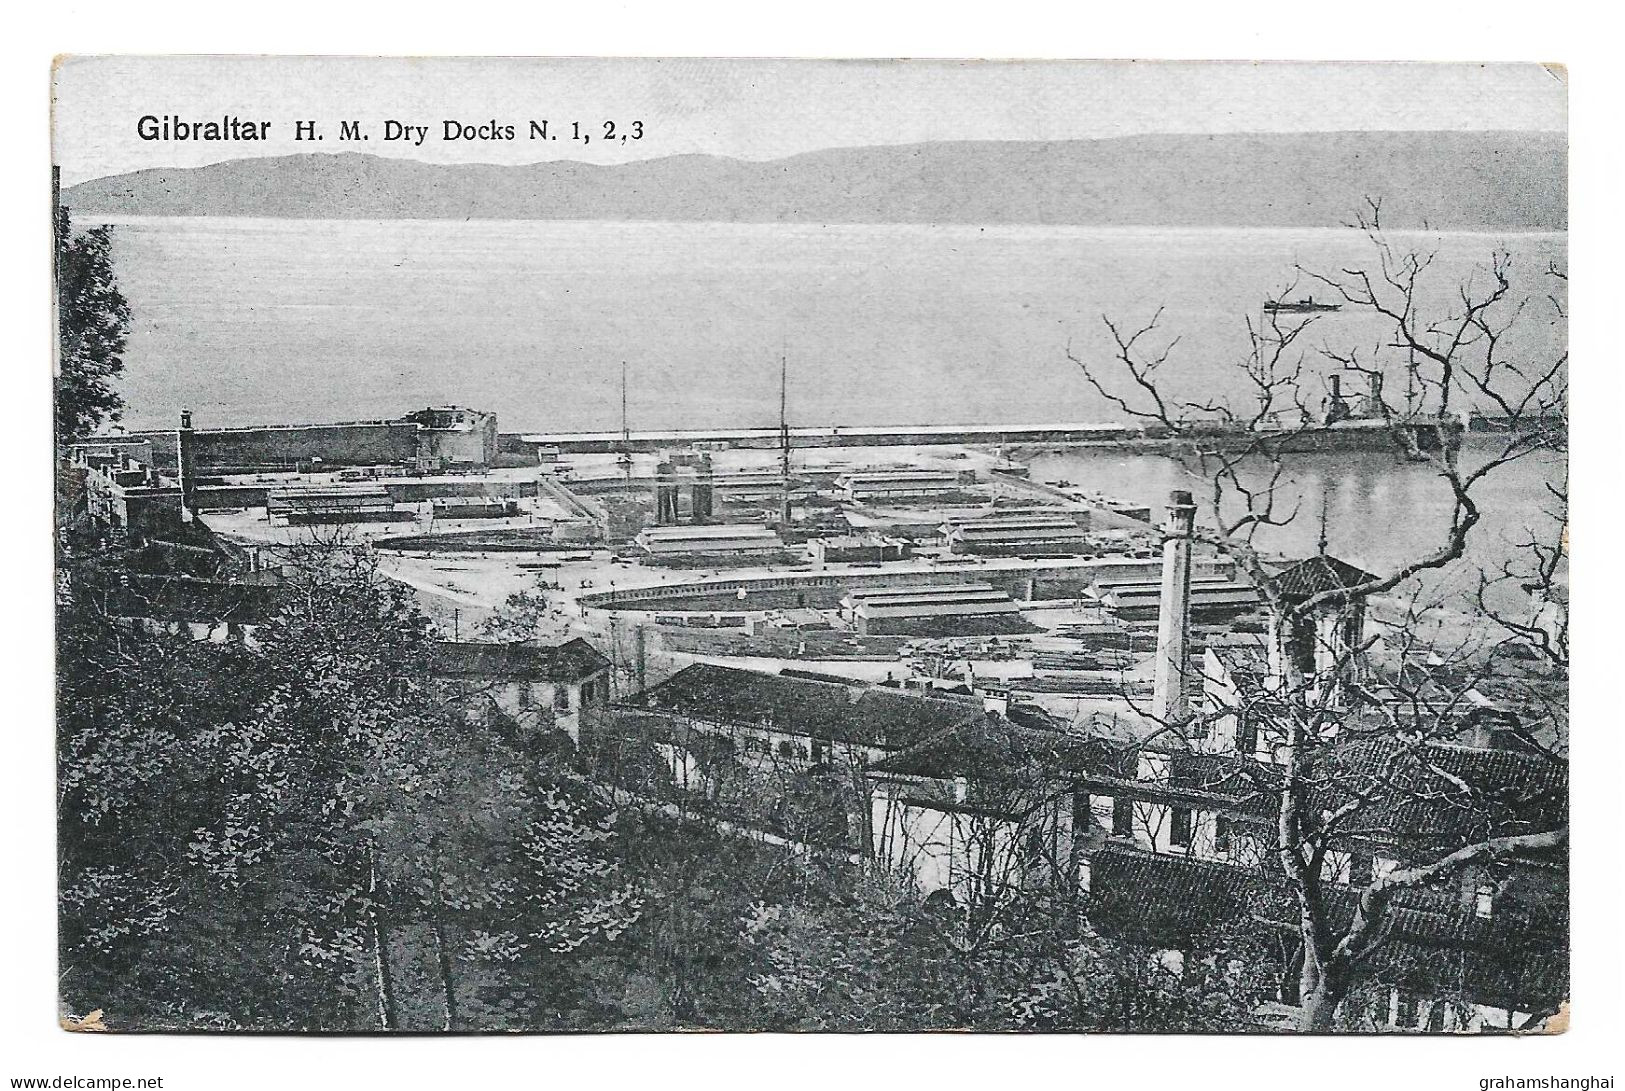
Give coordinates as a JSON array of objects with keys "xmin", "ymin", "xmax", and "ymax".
[{"xmin": 61, "ymin": 131, "xmax": 1567, "ymax": 229}]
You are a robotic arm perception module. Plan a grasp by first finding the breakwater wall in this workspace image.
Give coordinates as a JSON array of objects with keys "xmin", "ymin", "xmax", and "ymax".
[{"xmin": 506, "ymin": 418, "xmax": 1462, "ymax": 456}]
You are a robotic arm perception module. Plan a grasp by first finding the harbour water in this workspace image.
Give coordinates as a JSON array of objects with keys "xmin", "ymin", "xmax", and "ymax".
[
  {"xmin": 1027, "ymin": 440, "xmax": 1565, "ymax": 607},
  {"xmin": 87, "ymin": 215, "xmax": 1566, "ymax": 593},
  {"xmin": 91, "ymin": 216, "xmax": 1565, "ymax": 433}
]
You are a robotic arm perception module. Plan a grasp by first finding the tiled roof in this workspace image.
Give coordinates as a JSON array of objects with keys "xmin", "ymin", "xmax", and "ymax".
[
  {"xmin": 1267, "ymin": 555, "xmax": 1378, "ymax": 602},
  {"xmin": 1088, "ymin": 846, "xmax": 1567, "ymax": 1008},
  {"xmin": 870, "ymin": 714, "xmax": 1115, "ymax": 780},
  {"xmin": 627, "ymin": 662, "xmax": 982, "ymax": 749},
  {"xmin": 1314, "ymin": 736, "xmax": 1568, "ymax": 844},
  {"xmin": 1121, "ymin": 738, "xmax": 1568, "ymax": 838},
  {"xmin": 1089, "ymin": 846, "xmax": 1260, "ymax": 946},
  {"xmin": 877, "ymin": 706, "xmax": 1567, "ymax": 846},
  {"xmin": 430, "ymin": 637, "xmax": 610, "ymax": 682}
]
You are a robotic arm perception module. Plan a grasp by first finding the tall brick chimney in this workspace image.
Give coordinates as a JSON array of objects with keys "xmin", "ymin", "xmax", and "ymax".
[
  {"xmin": 692, "ymin": 453, "xmax": 715, "ymax": 523},
  {"xmin": 1153, "ymin": 489, "xmax": 1197, "ymax": 724},
  {"xmin": 176, "ymin": 408, "xmax": 197, "ymax": 522},
  {"xmin": 654, "ymin": 460, "xmax": 679, "ymax": 526},
  {"xmin": 1326, "ymin": 374, "xmax": 1350, "ymax": 424}
]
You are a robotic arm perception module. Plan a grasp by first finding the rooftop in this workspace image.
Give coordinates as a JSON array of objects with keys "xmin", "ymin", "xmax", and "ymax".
[
  {"xmin": 945, "ymin": 514, "xmax": 1083, "ymax": 530},
  {"xmin": 430, "ymin": 637, "xmax": 611, "ymax": 682},
  {"xmin": 838, "ymin": 470, "xmax": 962, "ymax": 483},
  {"xmin": 626, "ymin": 662, "xmax": 983, "ymax": 749},
  {"xmin": 637, "ymin": 524, "xmax": 783, "ymax": 542},
  {"xmin": 1267, "ymin": 555, "xmax": 1379, "ymax": 602},
  {"xmin": 870, "ymin": 715, "xmax": 1110, "ymax": 780},
  {"xmin": 843, "ymin": 583, "xmax": 997, "ymax": 604},
  {"xmin": 1087, "ymin": 844, "xmax": 1566, "ymax": 1009}
]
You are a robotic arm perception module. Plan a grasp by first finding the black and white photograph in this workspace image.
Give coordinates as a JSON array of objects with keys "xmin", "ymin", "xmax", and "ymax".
[{"xmin": 44, "ymin": 53, "xmax": 1575, "ymax": 1049}]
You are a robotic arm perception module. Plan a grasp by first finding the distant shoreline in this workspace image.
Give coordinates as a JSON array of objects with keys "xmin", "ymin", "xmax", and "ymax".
[
  {"xmin": 60, "ymin": 131, "xmax": 1568, "ymax": 232},
  {"xmin": 67, "ymin": 214, "xmax": 1572, "ymax": 238}
]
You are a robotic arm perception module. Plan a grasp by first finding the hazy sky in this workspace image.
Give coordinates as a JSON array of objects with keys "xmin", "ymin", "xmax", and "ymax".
[{"xmin": 53, "ymin": 57, "xmax": 1566, "ymax": 185}]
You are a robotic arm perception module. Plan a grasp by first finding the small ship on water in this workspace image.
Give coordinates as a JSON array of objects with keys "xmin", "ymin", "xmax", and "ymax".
[{"xmin": 1264, "ymin": 296, "xmax": 1343, "ymax": 314}]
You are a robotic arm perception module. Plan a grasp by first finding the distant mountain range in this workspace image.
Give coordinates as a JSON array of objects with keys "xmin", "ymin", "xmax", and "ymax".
[{"xmin": 61, "ymin": 131, "xmax": 1566, "ymax": 229}]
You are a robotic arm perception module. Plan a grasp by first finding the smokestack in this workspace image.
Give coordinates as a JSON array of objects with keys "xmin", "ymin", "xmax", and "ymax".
[
  {"xmin": 1325, "ymin": 374, "xmax": 1351, "ymax": 425},
  {"xmin": 177, "ymin": 408, "xmax": 197, "ymax": 523},
  {"xmin": 693, "ymin": 456, "xmax": 714, "ymax": 523},
  {"xmin": 1153, "ymin": 489, "xmax": 1197, "ymax": 724},
  {"xmin": 1366, "ymin": 372, "xmax": 1384, "ymax": 419},
  {"xmin": 654, "ymin": 460, "xmax": 678, "ymax": 526}
]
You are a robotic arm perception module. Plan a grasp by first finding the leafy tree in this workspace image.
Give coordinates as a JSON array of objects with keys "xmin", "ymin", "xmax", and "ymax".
[
  {"xmin": 58, "ymin": 538, "xmax": 640, "ymax": 1030},
  {"xmin": 739, "ymin": 872, "xmax": 1271, "ymax": 1031},
  {"xmin": 55, "ymin": 206, "xmax": 130, "ymax": 442}
]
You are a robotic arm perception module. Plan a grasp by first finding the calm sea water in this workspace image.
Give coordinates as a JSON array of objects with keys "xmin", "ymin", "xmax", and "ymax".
[
  {"xmin": 93, "ymin": 217, "xmax": 1565, "ymax": 434},
  {"xmin": 90, "ymin": 216, "xmax": 1565, "ymax": 592},
  {"xmin": 1028, "ymin": 442, "xmax": 1564, "ymax": 604}
]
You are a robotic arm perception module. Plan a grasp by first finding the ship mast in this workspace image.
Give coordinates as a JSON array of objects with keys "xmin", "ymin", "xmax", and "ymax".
[
  {"xmin": 778, "ymin": 348, "xmax": 792, "ymax": 528},
  {"xmin": 617, "ymin": 360, "xmax": 633, "ymax": 480}
]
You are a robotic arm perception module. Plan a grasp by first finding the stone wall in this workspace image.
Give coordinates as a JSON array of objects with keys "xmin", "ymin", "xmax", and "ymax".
[{"xmin": 125, "ymin": 421, "xmax": 420, "ymax": 471}]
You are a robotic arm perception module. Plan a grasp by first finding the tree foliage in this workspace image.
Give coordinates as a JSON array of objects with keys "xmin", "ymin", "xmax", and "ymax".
[
  {"xmin": 57, "ymin": 540, "xmax": 638, "ymax": 1030},
  {"xmin": 55, "ymin": 207, "xmax": 130, "ymax": 442}
]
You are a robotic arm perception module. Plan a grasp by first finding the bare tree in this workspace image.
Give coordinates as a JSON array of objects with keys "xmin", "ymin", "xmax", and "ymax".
[{"xmin": 1064, "ymin": 202, "xmax": 1568, "ymax": 1030}]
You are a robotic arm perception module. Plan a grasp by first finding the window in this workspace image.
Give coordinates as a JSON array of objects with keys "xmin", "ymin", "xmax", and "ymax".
[
  {"xmin": 1238, "ymin": 716, "xmax": 1258, "ymax": 759},
  {"xmin": 1169, "ymin": 808, "xmax": 1192, "ymax": 848},
  {"xmin": 518, "ymin": 683, "xmax": 535, "ymax": 710},
  {"xmin": 553, "ymin": 686, "xmax": 571, "ymax": 713},
  {"xmin": 777, "ymin": 740, "xmax": 796, "ymax": 759},
  {"xmin": 1214, "ymin": 815, "xmax": 1232, "ymax": 855},
  {"xmin": 1474, "ymin": 884, "xmax": 1495, "ymax": 919},
  {"xmin": 1112, "ymin": 797, "xmax": 1134, "ymax": 838},
  {"xmin": 1288, "ymin": 617, "xmax": 1317, "ymax": 677}
]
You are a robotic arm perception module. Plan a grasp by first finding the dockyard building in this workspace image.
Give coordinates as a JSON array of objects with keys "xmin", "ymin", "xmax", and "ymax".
[
  {"xmin": 1091, "ymin": 575, "xmax": 1262, "ymax": 623},
  {"xmin": 267, "ymin": 485, "xmax": 402, "ymax": 526},
  {"xmin": 634, "ymin": 523, "xmax": 788, "ymax": 566},
  {"xmin": 840, "ymin": 582, "xmax": 1026, "ymax": 635},
  {"xmin": 941, "ymin": 512, "xmax": 1092, "ymax": 557},
  {"xmin": 809, "ymin": 533, "xmax": 912, "ymax": 564},
  {"xmin": 836, "ymin": 469, "xmax": 974, "ymax": 503}
]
